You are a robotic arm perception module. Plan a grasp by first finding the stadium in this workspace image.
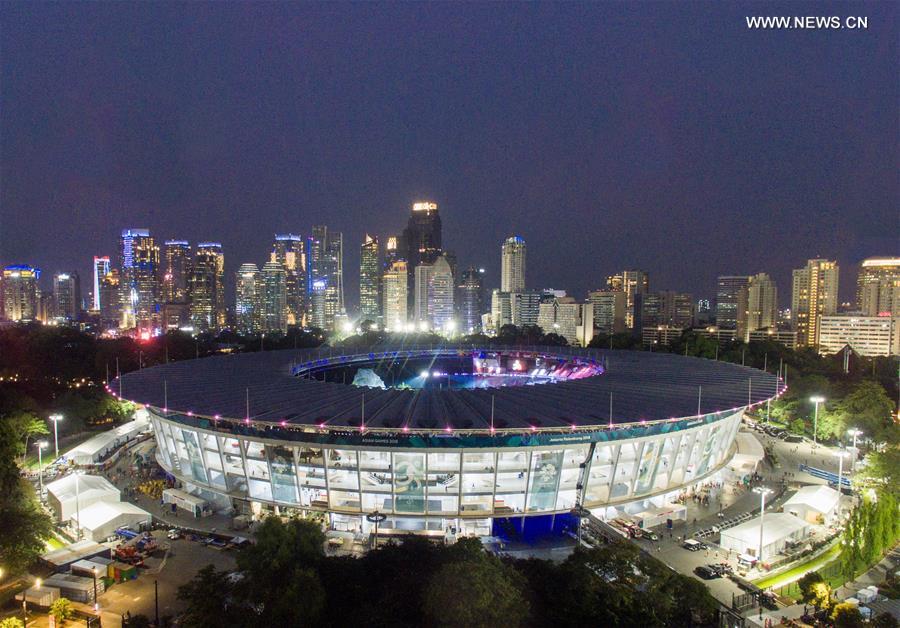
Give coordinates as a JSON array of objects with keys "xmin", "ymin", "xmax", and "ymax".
[{"xmin": 114, "ymin": 345, "xmax": 782, "ymax": 539}]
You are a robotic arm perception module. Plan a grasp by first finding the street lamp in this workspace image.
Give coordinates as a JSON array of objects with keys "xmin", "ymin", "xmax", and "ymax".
[
  {"xmin": 752, "ymin": 486, "xmax": 773, "ymax": 566},
  {"xmin": 24, "ymin": 577, "xmax": 42, "ymax": 623},
  {"xmin": 36, "ymin": 441, "xmax": 48, "ymax": 500},
  {"xmin": 847, "ymin": 429, "xmax": 863, "ymax": 471},
  {"xmin": 834, "ymin": 450, "xmax": 848, "ymax": 504},
  {"xmin": 366, "ymin": 510, "xmax": 387, "ymax": 549},
  {"xmin": 49, "ymin": 414, "xmax": 63, "ymax": 459},
  {"xmin": 809, "ymin": 396, "xmax": 826, "ymax": 448},
  {"xmin": 92, "ymin": 566, "xmax": 99, "ymax": 612}
]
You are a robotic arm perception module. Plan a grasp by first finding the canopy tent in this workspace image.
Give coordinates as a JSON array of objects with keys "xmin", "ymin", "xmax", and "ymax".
[
  {"xmin": 45, "ymin": 474, "xmax": 119, "ymax": 522},
  {"xmin": 719, "ymin": 513, "xmax": 810, "ymax": 561},
  {"xmin": 65, "ymin": 412, "xmax": 150, "ymax": 465},
  {"xmin": 72, "ymin": 501, "xmax": 152, "ymax": 542},
  {"xmin": 727, "ymin": 432, "xmax": 766, "ymax": 474},
  {"xmin": 782, "ymin": 485, "xmax": 840, "ymax": 524},
  {"xmin": 41, "ymin": 540, "xmax": 110, "ymax": 571},
  {"xmin": 631, "ymin": 504, "xmax": 687, "ymax": 529}
]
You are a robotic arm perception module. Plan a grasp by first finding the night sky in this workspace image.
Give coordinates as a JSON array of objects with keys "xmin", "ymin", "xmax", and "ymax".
[{"xmin": 1, "ymin": 2, "xmax": 896, "ymax": 310}]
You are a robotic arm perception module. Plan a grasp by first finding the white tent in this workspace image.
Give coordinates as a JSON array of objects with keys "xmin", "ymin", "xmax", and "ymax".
[
  {"xmin": 162, "ymin": 488, "xmax": 209, "ymax": 517},
  {"xmin": 45, "ymin": 474, "xmax": 120, "ymax": 522},
  {"xmin": 72, "ymin": 501, "xmax": 152, "ymax": 542},
  {"xmin": 65, "ymin": 412, "xmax": 150, "ymax": 465},
  {"xmin": 782, "ymin": 485, "xmax": 840, "ymax": 524},
  {"xmin": 719, "ymin": 513, "xmax": 810, "ymax": 561}
]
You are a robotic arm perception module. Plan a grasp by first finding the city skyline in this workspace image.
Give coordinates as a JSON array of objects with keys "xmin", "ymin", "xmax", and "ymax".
[{"xmin": 1, "ymin": 3, "xmax": 896, "ymax": 309}]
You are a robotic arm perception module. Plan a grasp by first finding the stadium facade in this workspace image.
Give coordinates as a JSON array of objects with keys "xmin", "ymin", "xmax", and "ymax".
[{"xmin": 115, "ymin": 346, "xmax": 781, "ymax": 537}]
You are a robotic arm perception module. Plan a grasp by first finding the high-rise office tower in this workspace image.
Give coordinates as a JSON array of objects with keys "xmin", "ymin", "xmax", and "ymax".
[
  {"xmin": 856, "ymin": 257, "xmax": 900, "ymax": 316},
  {"xmin": 2, "ymin": 265, "xmax": 40, "ymax": 321},
  {"xmin": 715, "ymin": 276, "xmax": 750, "ymax": 329},
  {"xmin": 261, "ymin": 261, "xmax": 287, "ymax": 334},
  {"xmin": 537, "ymin": 297, "xmax": 593, "ymax": 346},
  {"xmin": 413, "ymin": 263, "xmax": 433, "ymax": 324},
  {"xmin": 383, "ymin": 261, "xmax": 408, "ymax": 332},
  {"xmin": 308, "ymin": 226, "xmax": 344, "ymax": 331},
  {"xmin": 607, "ymin": 270, "xmax": 649, "ymax": 329},
  {"xmin": 792, "ymin": 259, "xmax": 839, "ymax": 347},
  {"xmin": 588, "ymin": 290, "xmax": 626, "ymax": 335},
  {"xmin": 309, "ymin": 279, "xmax": 327, "ymax": 330},
  {"xmin": 52, "ymin": 271, "xmax": 81, "ymax": 320},
  {"xmin": 92, "ymin": 256, "xmax": 110, "ymax": 311},
  {"xmin": 162, "ymin": 240, "xmax": 191, "ymax": 304},
  {"xmin": 501, "ymin": 236, "xmax": 526, "ymax": 292},
  {"xmin": 640, "ymin": 291, "xmax": 694, "ymax": 330},
  {"xmin": 737, "ymin": 273, "xmax": 778, "ymax": 341},
  {"xmin": 190, "ymin": 243, "xmax": 225, "ymax": 331},
  {"xmin": 458, "ymin": 267, "xmax": 485, "ymax": 334},
  {"xmin": 119, "ymin": 228, "xmax": 159, "ymax": 330},
  {"xmin": 359, "ymin": 235, "xmax": 381, "ymax": 324},
  {"xmin": 99, "ymin": 269, "xmax": 120, "ymax": 328},
  {"xmin": 428, "ymin": 255, "xmax": 455, "ymax": 332},
  {"xmin": 384, "ymin": 235, "xmax": 401, "ymax": 269},
  {"xmin": 402, "ymin": 201, "xmax": 441, "ymax": 310},
  {"xmin": 271, "ymin": 234, "xmax": 305, "ymax": 326},
  {"xmin": 235, "ymin": 263, "xmax": 262, "ymax": 334}
]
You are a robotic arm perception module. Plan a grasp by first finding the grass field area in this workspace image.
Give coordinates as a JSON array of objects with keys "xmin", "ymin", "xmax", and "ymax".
[
  {"xmin": 44, "ymin": 536, "xmax": 65, "ymax": 551},
  {"xmin": 754, "ymin": 543, "xmax": 842, "ymax": 590}
]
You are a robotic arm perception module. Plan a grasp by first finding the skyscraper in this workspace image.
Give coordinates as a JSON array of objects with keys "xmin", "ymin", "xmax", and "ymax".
[
  {"xmin": 236, "ymin": 263, "xmax": 261, "ymax": 334},
  {"xmin": 162, "ymin": 240, "xmax": 191, "ymax": 304},
  {"xmin": 261, "ymin": 261, "xmax": 287, "ymax": 334},
  {"xmin": 2, "ymin": 265, "xmax": 40, "ymax": 321},
  {"xmin": 501, "ymin": 236, "xmax": 526, "ymax": 292},
  {"xmin": 52, "ymin": 271, "xmax": 81, "ymax": 320},
  {"xmin": 190, "ymin": 243, "xmax": 225, "ymax": 332},
  {"xmin": 402, "ymin": 201, "xmax": 441, "ymax": 310},
  {"xmin": 359, "ymin": 234, "xmax": 381, "ymax": 324},
  {"xmin": 537, "ymin": 297, "xmax": 593, "ymax": 346},
  {"xmin": 271, "ymin": 234, "xmax": 305, "ymax": 326},
  {"xmin": 607, "ymin": 270, "xmax": 649, "ymax": 329},
  {"xmin": 384, "ymin": 235, "xmax": 401, "ymax": 269},
  {"xmin": 383, "ymin": 260, "xmax": 408, "ymax": 332},
  {"xmin": 119, "ymin": 228, "xmax": 159, "ymax": 330},
  {"xmin": 792, "ymin": 259, "xmax": 839, "ymax": 347},
  {"xmin": 92, "ymin": 256, "xmax": 110, "ymax": 311},
  {"xmin": 588, "ymin": 290, "xmax": 626, "ymax": 335},
  {"xmin": 458, "ymin": 267, "xmax": 485, "ymax": 334},
  {"xmin": 737, "ymin": 273, "xmax": 778, "ymax": 341},
  {"xmin": 308, "ymin": 226, "xmax": 344, "ymax": 331},
  {"xmin": 428, "ymin": 255, "xmax": 455, "ymax": 332},
  {"xmin": 99, "ymin": 269, "xmax": 120, "ymax": 328},
  {"xmin": 640, "ymin": 291, "xmax": 694, "ymax": 330},
  {"xmin": 715, "ymin": 275, "xmax": 750, "ymax": 329},
  {"xmin": 856, "ymin": 257, "xmax": 900, "ymax": 316}
]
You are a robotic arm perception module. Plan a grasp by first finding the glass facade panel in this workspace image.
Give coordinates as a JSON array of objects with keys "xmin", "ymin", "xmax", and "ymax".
[
  {"xmin": 268, "ymin": 445, "xmax": 299, "ymax": 503},
  {"xmin": 181, "ymin": 429, "xmax": 208, "ymax": 483},
  {"xmin": 394, "ymin": 452, "xmax": 426, "ymax": 513},
  {"xmin": 527, "ymin": 450, "xmax": 563, "ymax": 511}
]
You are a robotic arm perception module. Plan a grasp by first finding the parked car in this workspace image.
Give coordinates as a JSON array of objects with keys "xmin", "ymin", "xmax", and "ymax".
[
  {"xmin": 694, "ymin": 565, "xmax": 721, "ymax": 580},
  {"xmin": 640, "ymin": 529, "xmax": 659, "ymax": 541},
  {"xmin": 682, "ymin": 539, "xmax": 704, "ymax": 551},
  {"xmin": 167, "ymin": 528, "xmax": 182, "ymax": 540},
  {"xmin": 710, "ymin": 563, "xmax": 733, "ymax": 576}
]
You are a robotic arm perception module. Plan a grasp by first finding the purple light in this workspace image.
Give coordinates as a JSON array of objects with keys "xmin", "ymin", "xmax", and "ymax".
[
  {"xmin": 402, "ymin": 426, "xmax": 409, "ymax": 433},
  {"xmin": 444, "ymin": 426, "xmax": 452, "ymax": 432},
  {"xmin": 214, "ymin": 414, "xmax": 221, "ymax": 420},
  {"xmin": 530, "ymin": 425, "xmax": 537, "ymax": 432},
  {"xmin": 280, "ymin": 420, "xmax": 286, "ymax": 427},
  {"xmin": 187, "ymin": 411, "xmax": 193, "ymax": 416}
]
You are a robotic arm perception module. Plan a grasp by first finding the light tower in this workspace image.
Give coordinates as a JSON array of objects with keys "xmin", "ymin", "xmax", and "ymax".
[
  {"xmin": 35, "ymin": 440, "xmax": 48, "ymax": 500},
  {"xmin": 809, "ymin": 396, "xmax": 825, "ymax": 448},
  {"xmin": 846, "ymin": 428, "xmax": 863, "ymax": 471},
  {"xmin": 752, "ymin": 486, "xmax": 773, "ymax": 565},
  {"xmin": 49, "ymin": 414, "xmax": 63, "ymax": 459}
]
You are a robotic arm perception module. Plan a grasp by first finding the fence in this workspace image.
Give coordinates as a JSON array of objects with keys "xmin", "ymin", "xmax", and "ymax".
[{"xmin": 770, "ymin": 558, "xmax": 843, "ymax": 600}]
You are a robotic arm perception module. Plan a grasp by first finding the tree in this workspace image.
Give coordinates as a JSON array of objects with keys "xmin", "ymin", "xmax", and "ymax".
[
  {"xmin": 839, "ymin": 380, "xmax": 896, "ymax": 444},
  {"xmin": 424, "ymin": 558, "xmax": 529, "ymax": 627},
  {"xmin": 872, "ymin": 612, "xmax": 900, "ymax": 628},
  {"xmin": 832, "ymin": 602, "xmax": 864, "ymax": 628},
  {"xmin": 50, "ymin": 597, "xmax": 74, "ymax": 624},
  {"xmin": 798, "ymin": 571, "xmax": 831, "ymax": 611},
  {"xmin": 0, "ymin": 419, "xmax": 53, "ymax": 574},
  {"xmin": 0, "ymin": 618, "xmax": 25, "ymax": 628},
  {"xmin": 176, "ymin": 565, "xmax": 241, "ymax": 628}
]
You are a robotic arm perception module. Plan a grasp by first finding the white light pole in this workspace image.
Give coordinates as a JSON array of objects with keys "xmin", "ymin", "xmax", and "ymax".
[
  {"xmin": 834, "ymin": 450, "xmax": 848, "ymax": 516},
  {"xmin": 753, "ymin": 486, "xmax": 773, "ymax": 566},
  {"xmin": 36, "ymin": 441, "xmax": 48, "ymax": 500},
  {"xmin": 809, "ymin": 396, "xmax": 825, "ymax": 449},
  {"xmin": 74, "ymin": 471, "xmax": 82, "ymax": 540},
  {"xmin": 49, "ymin": 414, "xmax": 63, "ymax": 459},
  {"xmin": 847, "ymin": 428, "xmax": 863, "ymax": 471}
]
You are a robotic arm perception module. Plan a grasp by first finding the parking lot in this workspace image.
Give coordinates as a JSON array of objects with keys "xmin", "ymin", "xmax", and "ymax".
[{"xmin": 94, "ymin": 530, "xmax": 237, "ymax": 627}]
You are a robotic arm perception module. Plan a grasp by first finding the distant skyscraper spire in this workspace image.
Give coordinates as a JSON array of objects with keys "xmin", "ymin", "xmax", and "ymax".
[{"xmin": 501, "ymin": 236, "xmax": 526, "ymax": 292}]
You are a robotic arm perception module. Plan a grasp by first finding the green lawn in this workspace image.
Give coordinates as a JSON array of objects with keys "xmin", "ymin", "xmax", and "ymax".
[{"xmin": 754, "ymin": 543, "xmax": 841, "ymax": 590}]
